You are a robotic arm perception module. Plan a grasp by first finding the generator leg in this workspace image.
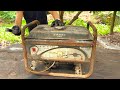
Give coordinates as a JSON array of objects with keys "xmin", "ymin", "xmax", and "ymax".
[{"xmin": 75, "ymin": 63, "xmax": 82, "ymax": 75}]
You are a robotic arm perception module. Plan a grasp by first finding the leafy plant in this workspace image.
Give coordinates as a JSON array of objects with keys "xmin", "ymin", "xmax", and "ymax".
[
  {"xmin": 94, "ymin": 24, "xmax": 110, "ymax": 35},
  {"xmin": 116, "ymin": 11, "xmax": 120, "ymax": 17},
  {"xmin": 0, "ymin": 11, "xmax": 16, "ymax": 23},
  {"xmin": 72, "ymin": 18, "xmax": 87, "ymax": 27}
]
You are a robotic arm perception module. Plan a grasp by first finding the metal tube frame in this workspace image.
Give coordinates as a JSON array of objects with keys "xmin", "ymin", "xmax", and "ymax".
[{"xmin": 21, "ymin": 20, "xmax": 97, "ymax": 78}]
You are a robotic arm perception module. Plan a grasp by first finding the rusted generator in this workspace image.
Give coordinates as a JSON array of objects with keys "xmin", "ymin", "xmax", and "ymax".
[{"xmin": 21, "ymin": 20, "xmax": 97, "ymax": 78}]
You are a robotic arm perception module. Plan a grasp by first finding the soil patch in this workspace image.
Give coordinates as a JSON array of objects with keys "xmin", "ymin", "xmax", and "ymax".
[{"xmin": 97, "ymin": 32, "xmax": 120, "ymax": 50}]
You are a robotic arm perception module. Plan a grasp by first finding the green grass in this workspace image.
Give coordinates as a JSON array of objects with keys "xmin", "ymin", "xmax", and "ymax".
[{"xmin": 0, "ymin": 18, "xmax": 120, "ymax": 44}]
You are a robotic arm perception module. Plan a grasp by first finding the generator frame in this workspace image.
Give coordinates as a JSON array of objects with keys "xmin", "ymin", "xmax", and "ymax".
[{"xmin": 21, "ymin": 20, "xmax": 97, "ymax": 78}]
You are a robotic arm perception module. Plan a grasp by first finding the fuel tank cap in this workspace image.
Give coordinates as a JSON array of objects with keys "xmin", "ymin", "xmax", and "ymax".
[{"xmin": 54, "ymin": 26, "xmax": 66, "ymax": 30}]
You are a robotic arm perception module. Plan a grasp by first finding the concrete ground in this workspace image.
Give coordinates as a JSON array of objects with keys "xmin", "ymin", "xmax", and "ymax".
[{"xmin": 0, "ymin": 43, "xmax": 120, "ymax": 79}]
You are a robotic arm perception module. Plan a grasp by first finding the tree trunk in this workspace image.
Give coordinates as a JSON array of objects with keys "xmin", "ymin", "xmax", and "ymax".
[
  {"xmin": 59, "ymin": 11, "xmax": 64, "ymax": 23},
  {"xmin": 110, "ymin": 11, "xmax": 117, "ymax": 35}
]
